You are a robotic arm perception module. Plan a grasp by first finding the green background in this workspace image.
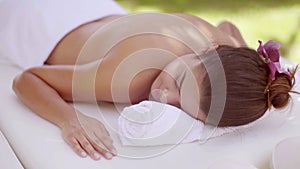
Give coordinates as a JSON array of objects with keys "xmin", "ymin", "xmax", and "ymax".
[{"xmin": 116, "ymin": 0, "xmax": 300, "ymax": 63}]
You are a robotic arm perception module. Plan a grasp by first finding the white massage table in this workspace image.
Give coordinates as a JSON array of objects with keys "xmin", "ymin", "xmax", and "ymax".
[
  {"xmin": 0, "ymin": 56, "xmax": 299, "ymax": 169},
  {"xmin": 0, "ymin": 129, "xmax": 23, "ymax": 169}
]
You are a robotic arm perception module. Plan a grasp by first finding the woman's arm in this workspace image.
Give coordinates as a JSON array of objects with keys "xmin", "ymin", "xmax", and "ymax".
[
  {"xmin": 13, "ymin": 65, "xmax": 116, "ymax": 160},
  {"xmin": 13, "ymin": 66, "xmax": 74, "ymax": 126}
]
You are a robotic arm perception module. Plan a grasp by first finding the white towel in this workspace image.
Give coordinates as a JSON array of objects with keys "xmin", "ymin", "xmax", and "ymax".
[{"xmin": 118, "ymin": 101, "xmax": 269, "ymax": 146}]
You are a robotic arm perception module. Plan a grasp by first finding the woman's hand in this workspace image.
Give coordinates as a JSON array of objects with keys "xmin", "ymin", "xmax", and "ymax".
[{"xmin": 61, "ymin": 112, "xmax": 117, "ymax": 160}]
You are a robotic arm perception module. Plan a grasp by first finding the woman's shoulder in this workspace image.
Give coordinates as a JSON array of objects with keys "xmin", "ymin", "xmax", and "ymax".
[
  {"xmin": 171, "ymin": 13, "xmax": 215, "ymax": 28},
  {"xmin": 171, "ymin": 13, "xmax": 237, "ymax": 47}
]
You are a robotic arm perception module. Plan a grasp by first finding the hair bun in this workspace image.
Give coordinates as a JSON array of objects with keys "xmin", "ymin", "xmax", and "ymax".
[{"xmin": 268, "ymin": 69, "xmax": 296, "ymax": 109}]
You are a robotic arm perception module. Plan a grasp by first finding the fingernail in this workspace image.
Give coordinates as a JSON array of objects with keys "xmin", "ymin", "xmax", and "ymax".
[
  {"xmin": 81, "ymin": 152, "xmax": 87, "ymax": 157},
  {"xmin": 94, "ymin": 153, "xmax": 100, "ymax": 159},
  {"xmin": 111, "ymin": 149, "xmax": 117, "ymax": 155},
  {"xmin": 106, "ymin": 153, "xmax": 113, "ymax": 159}
]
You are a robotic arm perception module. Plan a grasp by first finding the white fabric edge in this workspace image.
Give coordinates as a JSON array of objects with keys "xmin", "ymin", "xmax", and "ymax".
[{"xmin": 0, "ymin": 129, "xmax": 24, "ymax": 169}]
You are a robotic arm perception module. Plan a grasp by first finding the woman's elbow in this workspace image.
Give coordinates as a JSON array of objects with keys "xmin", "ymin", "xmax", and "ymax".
[
  {"xmin": 12, "ymin": 69, "xmax": 34, "ymax": 95},
  {"xmin": 12, "ymin": 74, "xmax": 20, "ymax": 94}
]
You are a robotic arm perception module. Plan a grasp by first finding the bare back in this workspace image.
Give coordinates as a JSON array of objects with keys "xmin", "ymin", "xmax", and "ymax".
[
  {"xmin": 46, "ymin": 13, "xmax": 240, "ymax": 65},
  {"xmin": 44, "ymin": 13, "xmax": 242, "ymax": 103}
]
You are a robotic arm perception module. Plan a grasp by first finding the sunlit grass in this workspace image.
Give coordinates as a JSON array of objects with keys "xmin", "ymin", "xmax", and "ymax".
[{"xmin": 116, "ymin": 0, "xmax": 300, "ymax": 63}]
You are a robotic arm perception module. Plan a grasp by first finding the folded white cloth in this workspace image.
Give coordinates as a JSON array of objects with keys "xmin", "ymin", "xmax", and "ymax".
[{"xmin": 118, "ymin": 101, "xmax": 269, "ymax": 146}]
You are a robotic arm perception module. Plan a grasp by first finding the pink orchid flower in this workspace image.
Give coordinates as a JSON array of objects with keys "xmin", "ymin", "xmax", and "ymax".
[{"xmin": 257, "ymin": 40, "xmax": 291, "ymax": 80}]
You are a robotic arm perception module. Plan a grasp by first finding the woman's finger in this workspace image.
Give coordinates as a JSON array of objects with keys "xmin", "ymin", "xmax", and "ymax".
[
  {"xmin": 93, "ymin": 126, "xmax": 117, "ymax": 156},
  {"xmin": 76, "ymin": 134, "xmax": 100, "ymax": 160},
  {"xmin": 90, "ymin": 135, "xmax": 114, "ymax": 160},
  {"xmin": 65, "ymin": 137, "xmax": 87, "ymax": 158},
  {"xmin": 99, "ymin": 135, "xmax": 117, "ymax": 156}
]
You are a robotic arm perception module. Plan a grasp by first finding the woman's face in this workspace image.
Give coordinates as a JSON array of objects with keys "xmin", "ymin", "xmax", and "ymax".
[{"xmin": 150, "ymin": 54, "xmax": 206, "ymax": 121}]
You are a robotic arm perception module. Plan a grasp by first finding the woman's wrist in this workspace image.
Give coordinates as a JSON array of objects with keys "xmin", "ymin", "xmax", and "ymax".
[{"xmin": 57, "ymin": 108, "xmax": 82, "ymax": 129}]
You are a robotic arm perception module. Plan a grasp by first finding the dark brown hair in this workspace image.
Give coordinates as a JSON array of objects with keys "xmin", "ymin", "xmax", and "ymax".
[{"xmin": 200, "ymin": 45, "xmax": 297, "ymax": 127}]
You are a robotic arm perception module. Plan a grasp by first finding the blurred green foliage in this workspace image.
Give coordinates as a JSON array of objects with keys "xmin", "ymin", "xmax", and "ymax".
[{"xmin": 116, "ymin": 0, "xmax": 300, "ymax": 63}]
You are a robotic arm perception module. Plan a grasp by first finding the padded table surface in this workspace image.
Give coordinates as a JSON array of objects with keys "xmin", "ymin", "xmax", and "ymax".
[
  {"xmin": 0, "ymin": 130, "xmax": 23, "ymax": 169},
  {"xmin": 0, "ymin": 60, "xmax": 299, "ymax": 169}
]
